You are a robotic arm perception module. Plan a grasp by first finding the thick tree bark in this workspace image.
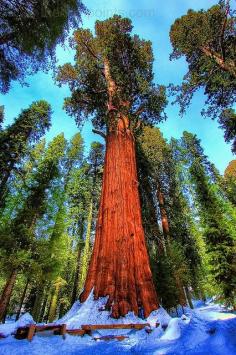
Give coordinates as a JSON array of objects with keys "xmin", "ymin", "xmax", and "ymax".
[
  {"xmin": 15, "ymin": 278, "xmax": 30, "ymax": 321},
  {"xmin": 80, "ymin": 122, "xmax": 159, "ymax": 318},
  {"xmin": 0, "ymin": 269, "xmax": 18, "ymax": 322}
]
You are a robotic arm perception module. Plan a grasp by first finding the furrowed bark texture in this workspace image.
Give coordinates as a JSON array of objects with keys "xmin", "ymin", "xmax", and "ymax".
[{"xmin": 80, "ymin": 125, "xmax": 159, "ymax": 318}]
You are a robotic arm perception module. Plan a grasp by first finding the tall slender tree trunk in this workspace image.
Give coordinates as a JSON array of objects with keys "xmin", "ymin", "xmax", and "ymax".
[
  {"xmin": 0, "ymin": 165, "xmax": 13, "ymax": 208},
  {"xmin": 39, "ymin": 294, "xmax": 49, "ymax": 323},
  {"xmin": 157, "ymin": 186, "xmax": 187, "ymax": 306},
  {"xmin": 48, "ymin": 285, "xmax": 60, "ymax": 323},
  {"xmin": 175, "ymin": 275, "xmax": 187, "ymax": 307},
  {"xmin": 80, "ymin": 122, "xmax": 159, "ymax": 318},
  {"xmin": 78, "ymin": 199, "xmax": 93, "ymax": 293},
  {"xmin": 0, "ymin": 269, "xmax": 18, "ymax": 322},
  {"xmin": 32, "ymin": 286, "xmax": 44, "ymax": 323},
  {"xmin": 71, "ymin": 222, "xmax": 85, "ymax": 306},
  {"xmin": 15, "ymin": 278, "xmax": 30, "ymax": 321},
  {"xmin": 157, "ymin": 184, "xmax": 170, "ymax": 240},
  {"xmin": 184, "ymin": 286, "xmax": 194, "ymax": 309}
]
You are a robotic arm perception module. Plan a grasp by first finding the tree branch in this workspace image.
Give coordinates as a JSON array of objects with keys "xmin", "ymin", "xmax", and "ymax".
[
  {"xmin": 92, "ymin": 129, "xmax": 107, "ymax": 139},
  {"xmin": 200, "ymin": 46, "xmax": 236, "ymax": 78},
  {"xmin": 133, "ymin": 105, "xmax": 145, "ymax": 116}
]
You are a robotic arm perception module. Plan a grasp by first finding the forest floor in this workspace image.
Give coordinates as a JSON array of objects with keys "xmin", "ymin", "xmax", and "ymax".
[{"xmin": 0, "ymin": 301, "xmax": 236, "ymax": 354}]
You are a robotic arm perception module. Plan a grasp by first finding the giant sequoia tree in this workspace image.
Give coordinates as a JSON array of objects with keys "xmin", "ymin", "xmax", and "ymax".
[{"xmin": 57, "ymin": 15, "xmax": 167, "ymax": 318}]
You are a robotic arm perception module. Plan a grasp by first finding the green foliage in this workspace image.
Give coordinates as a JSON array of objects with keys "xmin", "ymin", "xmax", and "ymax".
[
  {"xmin": 57, "ymin": 15, "xmax": 167, "ymax": 131},
  {"xmin": 0, "ymin": 101, "xmax": 51, "ymax": 207},
  {"xmin": 180, "ymin": 131, "xmax": 236, "ymax": 306},
  {"xmin": 0, "ymin": 0, "xmax": 87, "ymax": 93},
  {"xmin": 0, "ymin": 133, "xmax": 66, "ymax": 272},
  {"xmin": 137, "ymin": 126, "xmax": 203, "ymax": 309},
  {"xmin": 169, "ymin": 2, "xmax": 236, "ymax": 131},
  {"xmin": 218, "ymin": 109, "xmax": 236, "ymax": 153}
]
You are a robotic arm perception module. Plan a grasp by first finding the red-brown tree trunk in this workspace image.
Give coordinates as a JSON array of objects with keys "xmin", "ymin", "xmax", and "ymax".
[
  {"xmin": 0, "ymin": 269, "xmax": 17, "ymax": 322},
  {"xmin": 157, "ymin": 184, "xmax": 170, "ymax": 239},
  {"xmin": 80, "ymin": 122, "xmax": 159, "ymax": 318}
]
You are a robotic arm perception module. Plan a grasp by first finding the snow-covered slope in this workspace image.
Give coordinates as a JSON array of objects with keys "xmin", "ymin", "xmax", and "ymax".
[
  {"xmin": 56, "ymin": 291, "xmax": 170, "ymax": 336},
  {"xmin": 0, "ymin": 302, "xmax": 235, "ymax": 354}
]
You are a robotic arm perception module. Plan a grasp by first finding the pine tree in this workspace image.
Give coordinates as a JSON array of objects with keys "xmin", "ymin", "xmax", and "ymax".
[
  {"xmin": 181, "ymin": 132, "xmax": 236, "ymax": 306},
  {"xmin": 31, "ymin": 133, "xmax": 84, "ymax": 321},
  {"xmin": 78, "ymin": 142, "xmax": 104, "ymax": 293},
  {"xmin": 0, "ymin": 134, "xmax": 66, "ymax": 322},
  {"xmin": 224, "ymin": 160, "xmax": 236, "ymax": 206},
  {"xmin": 138, "ymin": 126, "xmax": 200, "ymax": 309},
  {"xmin": 0, "ymin": 100, "xmax": 51, "ymax": 207}
]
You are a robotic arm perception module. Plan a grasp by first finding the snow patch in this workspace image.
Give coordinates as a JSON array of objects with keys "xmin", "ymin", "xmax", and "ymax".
[
  {"xmin": 56, "ymin": 291, "xmax": 170, "ymax": 337},
  {"xmin": 0, "ymin": 303, "xmax": 236, "ymax": 354},
  {"xmin": 0, "ymin": 313, "xmax": 35, "ymax": 338}
]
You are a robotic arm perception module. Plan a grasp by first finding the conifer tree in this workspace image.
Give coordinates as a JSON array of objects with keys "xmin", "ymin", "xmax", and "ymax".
[
  {"xmin": 31, "ymin": 133, "xmax": 84, "ymax": 321},
  {"xmin": 169, "ymin": 1, "xmax": 236, "ymax": 148},
  {"xmin": 181, "ymin": 132, "xmax": 236, "ymax": 306},
  {"xmin": 0, "ymin": 101, "xmax": 51, "ymax": 206},
  {"xmin": 78, "ymin": 142, "xmax": 104, "ymax": 293},
  {"xmin": 138, "ymin": 126, "xmax": 200, "ymax": 309},
  {"xmin": 0, "ymin": 134, "xmax": 66, "ymax": 322},
  {"xmin": 57, "ymin": 15, "xmax": 167, "ymax": 318},
  {"xmin": 224, "ymin": 160, "xmax": 236, "ymax": 206},
  {"xmin": 0, "ymin": 0, "xmax": 87, "ymax": 93}
]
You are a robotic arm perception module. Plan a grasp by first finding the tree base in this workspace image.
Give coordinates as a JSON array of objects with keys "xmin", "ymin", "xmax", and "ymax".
[{"xmin": 58, "ymin": 292, "xmax": 170, "ymax": 335}]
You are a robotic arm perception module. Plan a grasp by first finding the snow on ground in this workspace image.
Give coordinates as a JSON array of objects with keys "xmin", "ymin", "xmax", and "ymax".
[
  {"xmin": 57, "ymin": 291, "xmax": 171, "ymax": 336},
  {"xmin": 0, "ymin": 300, "xmax": 236, "ymax": 355},
  {"xmin": 0, "ymin": 313, "xmax": 35, "ymax": 338}
]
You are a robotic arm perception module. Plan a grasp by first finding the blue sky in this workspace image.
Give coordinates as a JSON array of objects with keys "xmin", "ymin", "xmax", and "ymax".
[{"xmin": 1, "ymin": 0, "xmax": 234, "ymax": 173}]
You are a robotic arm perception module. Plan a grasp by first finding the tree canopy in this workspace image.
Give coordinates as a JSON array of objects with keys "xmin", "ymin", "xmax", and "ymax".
[
  {"xmin": 169, "ymin": 1, "xmax": 236, "ymax": 150},
  {"xmin": 0, "ymin": 0, "xmax": 87, "ymax": 93},
  {"xmin": 57, "ymin": 15, "xmax": 167, "ymax": 132}
]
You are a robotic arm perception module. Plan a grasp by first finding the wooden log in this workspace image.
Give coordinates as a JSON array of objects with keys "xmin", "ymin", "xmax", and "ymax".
[
  {"xmin": 81, "ymin": 323, "xmax": 150, "ymax": 330},
  {"xmin": 67, "ymin": 329, "xmax": 86, "ymax": 336},
  {"xmin": 36, "ymin": 324, "xmax": 62, "ymax": 332},
  {"xmin": 60, "ymin": 324, "xmax": 67, "ymax": 339},
  {"xmin": 15, "ymin": 323, "xmax": 67, "ymax": 341},
  {"xmin": 15, "ymin": 326, "xmax": 29, "ymax": 340},
  {"xmin": 27, "ymin": 324, "xmax": 36, "ymax": 341}
]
